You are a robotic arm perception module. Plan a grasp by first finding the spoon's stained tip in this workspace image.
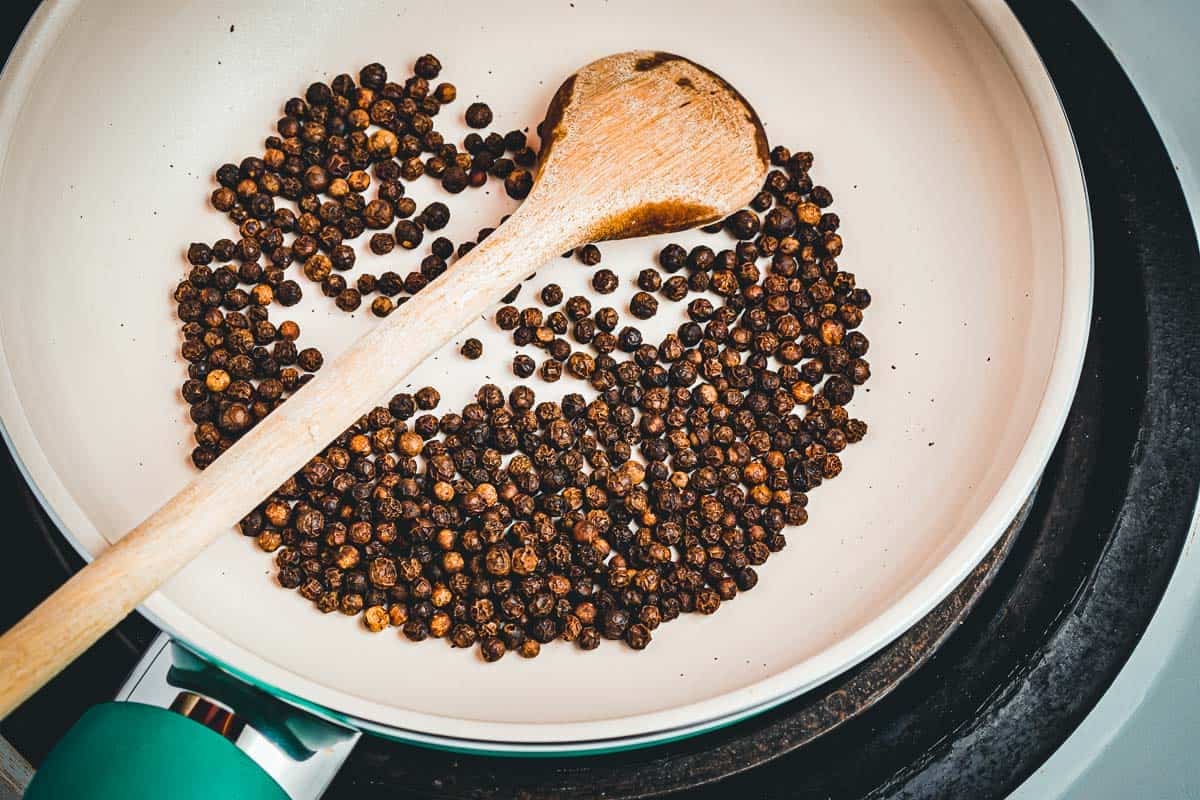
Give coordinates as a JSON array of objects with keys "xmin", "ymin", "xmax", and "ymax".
[
  {"xmin": 629, "ymin": 51, "xmax": 769, "ymax": 168},
  {"xmin": 531, "ymin": 50, "xmax": 770, "ymax": 243}
]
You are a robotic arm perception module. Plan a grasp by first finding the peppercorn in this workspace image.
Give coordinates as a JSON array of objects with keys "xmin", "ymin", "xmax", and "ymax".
[
  {"xmin": 504, "ymin": 169, "xmax": 532, "ymax": 199},
  {"xmin": 412, "ymin": 387, "xmax": 439, "ymax": 410},
  {"xmin": 460, "ymin": 102, "xmax": 493, "ymax": 129},
  {"xmin": 726, "ymin": 209, "xmax": 761, "ymax": 239},
  {"xmin": 592, "ymin": 269, "xmax": 618, "ymax": 294},
  {"xmin": 371, "ymin": 296, "xmax": 394, "ymax": 317},
  {"xmin": 566, "ymin": 244, "xmax": 601, "ymax": 268},
  {"xmin": 540, "ymin": 283, "xmax": 563, "ymax": 306},
  {"xmin": 512, "ymin": 354, "xmax": 536, "ymax": 378},
  {"xmin": 540, "ymin": 359, "xmax": 562, "ymax": 382},
  {"xmin": 480, "ymin": 636, "xmax": 505, "ymax": 661},
  {"xmin": 441, "ymin": 166, "xmax": 468, "ymax": 193},
  {"xmin": 661, "ymin": 276, "xmax": 689, "ymax": 302},
  {"xmin": 460, "ymin": 338, "xmax": 483, "ymax": 359},
  {"xmin": 629, "ymin": 292, "xmax": 659, "ymax": 320}
]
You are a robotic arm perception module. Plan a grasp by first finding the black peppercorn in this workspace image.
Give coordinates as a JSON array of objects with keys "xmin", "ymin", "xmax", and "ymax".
[
  {"xmin": 460, "ymin": 338, "xmax": 483, "ymax": 360},
  {"xmin": 592, "ymin": 269, "xmax": 619, "ymax": 294},
  {"xmin": 504, "ymin": 169, "xmax": 532, "ymax": 199},
  {"xmin": 513, "ymin": 354, "xmax": 536, "ymax": 378},
  {"xmin": 441, "ymin": 166, "xmax": 468, "ymax": 193},
  {"xmin": 725, "ymin": 209, "xmax": 761, "ymax": 240},
  {"xmin": 629, "ymin": 292, "xmax": 658, "ymax": 320},
  {"xmin": 661, "ymin": 276, "xmax": 688, "ymax": 302},
  {"xmin": 465, "ymin": 102, "xmax": 493, "ymax": 129}
]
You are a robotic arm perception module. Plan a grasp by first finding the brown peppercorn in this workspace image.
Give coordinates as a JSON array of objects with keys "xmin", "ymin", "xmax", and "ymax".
[
  {"xmin": 368, "ymin": 233, "xmax": 395, "ymax": 256},
  {"xmin": 460, "ymin": 338, "xmax": 483, "ymax": 359},
  {"xmin": 394, "ymin": 220, "xmax": 423, "ymax": 249},
  {"xmin": 480, "ymin": 636, "xmax": 505, "ymax": 662},
  {"xmin": 636, "ymin": 269, "xmax": 662, "ymax": 292},
  {"xmin": 441, "ymin": 165, "xmax": 468, "ymax": 193},
  {"xmin": 504, "ymin": 169, "xmax": 532, "ymax": 199},
  {"xmin": 218, "ymin": 403, "xmax": 252, "ymax": 433},
  {"xmin": 540, "ymin": 284, "xmax": 564, "ymax": 306},
  {"xmin": 265, "ymin": 275, "xmax": 299, "ymax": 304},
  {"xmin": 414, "ymin": 387, "xmax": 440, "ymax": 410},
  {"xmin": 593, "ymin": 307, "xmax": 618, "ymax": 333},
  {"xmin": 592, "ymin": 269, "xmax": 619, "ymax": 294},
  {"xmin": 363, "ymin": 605, "xmax": 389, "ymax": 632},
  {"xmin": 371, "ymin": 296, "xmax": 394, "ymax": 317},
  {"xmin": 297, "ymin": 348, "xmax": 323, "ymax": 372},
  {"xmin": 695, "ymin": 589, "xmax": 721, "ymax": 614},
  {"xmin": 465, "ymin": 102, "xmax": 493, "ymax": 128},
  {"xmin": 564, "ymin": 296, "xmax": 593, "ymax": 321},
  {"xmin": 725, "ymin": 209, "xmax": 761, "ymax": 240},
  {"xmin": 335, "ymin": 288, "xmax": 362, "ymax": 312},
  {"xmin": 577, "ymin": 244, "xmax": 602, "ymax": 266},
  {"xmin": 625, "ymin": 623, "xmax": 652, "ymax": 650},
  {"xmin": 630, "ymin": 292, "xmax": 659, "ymax": 320},
  {"xmin": 661, "ymin": 276, "xmax": 689, "ymax": 302},
  {"xmin": 540, "ymin": 359, "xmax": 562, "ymax": 382},
  {"xmin": 495, "ymin": 305, "xmax": 520, "ymax": 330},
  {"xmin": 578, "ymin": 627, "xmax": 601, "ymax": 650},
  {"xmin": 513, "ymin": 354, "xmax": 536, "ymax": 378}
]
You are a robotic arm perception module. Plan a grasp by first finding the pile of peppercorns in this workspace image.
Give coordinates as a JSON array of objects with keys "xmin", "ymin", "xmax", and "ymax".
[{"xmin": 176, "ymin": 57, "xmax": 871, "ymax": 661}]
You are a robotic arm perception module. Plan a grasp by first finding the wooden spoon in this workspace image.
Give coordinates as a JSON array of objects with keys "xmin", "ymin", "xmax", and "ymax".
[{"xmin": 0, "ymin": 51, "xmax": 767, "ymax": 717}]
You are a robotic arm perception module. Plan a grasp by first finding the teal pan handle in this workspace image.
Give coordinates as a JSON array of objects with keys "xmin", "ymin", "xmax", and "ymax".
[{"xmin": 24, "ymin": 702, "xmax": 288, "ymax": 800}]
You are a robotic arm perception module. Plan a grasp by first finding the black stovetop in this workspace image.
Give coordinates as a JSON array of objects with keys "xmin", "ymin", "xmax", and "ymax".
[{"xmin": 3, "ymin": 2, "xmax": 1199, "ymax": 798}]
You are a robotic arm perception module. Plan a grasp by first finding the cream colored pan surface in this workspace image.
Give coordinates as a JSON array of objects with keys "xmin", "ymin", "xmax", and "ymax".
[{"xmin": 0, "ymin": 0, "xmax": 1089, "ymax": 749}]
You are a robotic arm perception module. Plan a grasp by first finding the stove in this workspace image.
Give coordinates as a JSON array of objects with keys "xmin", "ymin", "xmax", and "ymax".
[{"xmin": 2, "ymin": 1, "xmax": 1198, "ymax": 798}]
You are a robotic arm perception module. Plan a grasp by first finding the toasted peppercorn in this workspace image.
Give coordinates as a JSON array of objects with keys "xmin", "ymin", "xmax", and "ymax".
[
  {"xmin": 513, "ymin": 354, "xmax": 536, "ymax": 378},
  {"xmin": 415, "ymin": 387, "xmax": 440, "ymax": 409},
  {"xmin": 371, "ymin": 296, "xmax": 394, "ymax": 317},
  {"xmin": 574, "ymin": 244, "xmax": 602, "ymax": 266},
  {"xmin": 504, "ymin": 169, "xmax": 532, "ymax": 199},
  {"xmin": 297, "ymin": 348, "xmax": 323, "ymax": 372},
  {"xmin": 593, "ymin": 307, "xmax": 619, "ymax": 333},
  {"xmin": 661, "ymin": 276, "xmax": 688, "ymax": 302},
  {"xmin": 460, "ymin": 338, "xmax": 483, "ymax": 359},
  {"xmin": 726, "ymin": 209, "xmax": 761, "ymax": 239},
  {"xmin": 465, "ymin": 102, "xmax": 493, "ymax": 128},
  {"xmin": 592, "ymin": 269, "xmax": 619, "ymax": 294},
  {"xmin": 636, "ymin": 269, "xmax": 662, "ymax": 292},
  {"xmin": 629, "ymin": 292, "xmax": 658, "ymax": 320}
]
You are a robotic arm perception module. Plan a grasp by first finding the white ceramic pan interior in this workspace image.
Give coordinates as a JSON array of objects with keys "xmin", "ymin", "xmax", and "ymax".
[{"xmin": 0, "ymin": 0, "xmax": 1089, "ymax": 749}]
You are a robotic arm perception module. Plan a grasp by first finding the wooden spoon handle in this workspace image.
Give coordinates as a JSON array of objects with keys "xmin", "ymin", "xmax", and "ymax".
[{"xmin": 0, "ymin": 198, "xmax": 581, "ymax": 719}]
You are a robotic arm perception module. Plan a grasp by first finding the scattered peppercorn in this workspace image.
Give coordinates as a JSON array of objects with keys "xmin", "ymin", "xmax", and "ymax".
[
  {"xmin": 460, "ymin": 338, "xmax": 483, "ymax": 359},
  {"xmin": 592, "ymin": 269, "xmax": 619, "ymax": 294},
  {"xmin": 465, "ymin": 102, "xmax": 493, "ymax": 129},
  {"xmin": 629, "ymin": 292, "xmax": 659, "ymax": 320},
  {"xmin": 577, "ymin": 244, "xmax": 602, "ymax": 266},
  {"xmin": 504, "ymin": 169, "xmax": 532, "ymax": 200},
  {"xmin": 513, "ymin": 354, "xmax": 536, "ymax": 378},
  {"xmin": 636, "ymin": 268, "xmax": 662, "ymax": 292}
]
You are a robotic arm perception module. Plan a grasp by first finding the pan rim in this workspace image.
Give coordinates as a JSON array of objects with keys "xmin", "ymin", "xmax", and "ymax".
[{"xmin": 0, "ymin": 0, "xmax": 1092, "ymax": 748}]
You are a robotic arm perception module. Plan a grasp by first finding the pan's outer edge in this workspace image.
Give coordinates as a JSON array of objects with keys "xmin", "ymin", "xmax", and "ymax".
[{"xmin": 0, "ymin": 0, "xmax": 1092, "ymax": 747}]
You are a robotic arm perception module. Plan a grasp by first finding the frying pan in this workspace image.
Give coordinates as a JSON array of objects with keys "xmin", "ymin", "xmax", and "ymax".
[{"xmin": 0, "ymin": 0, "xmax": 1089, "ymax": 753}]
